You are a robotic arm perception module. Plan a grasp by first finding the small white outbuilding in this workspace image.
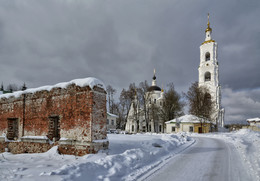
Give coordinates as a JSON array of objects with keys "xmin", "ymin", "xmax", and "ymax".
[
  {"xmin": 247, "ymin": 117, "xmax": 260, "ymax": 127},
  {"xmin": 165, "ymin": 115, "xmax": 211, "ymax": 134},
  {"xmin": 107, "ymin": 112, "xmax": 119, "ymax": 131}
]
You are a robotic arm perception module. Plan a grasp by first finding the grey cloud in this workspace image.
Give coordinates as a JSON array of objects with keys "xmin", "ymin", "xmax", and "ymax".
[{"xmin": 222, "ymin": 88, "xmax": 260, "ymax": 123}]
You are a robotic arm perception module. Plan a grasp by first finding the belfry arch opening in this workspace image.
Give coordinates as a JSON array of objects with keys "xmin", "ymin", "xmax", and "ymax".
[
  {"xmin": 205, "ymin": 72, "xmax": 211, "ymax": 81},
  {"xmin": 205, "ymin": 93, "xmax": 211, "ymax": 102},
  {"xmin": 205, "ymin": 52, "xmax": 210, "ymax": 61}
]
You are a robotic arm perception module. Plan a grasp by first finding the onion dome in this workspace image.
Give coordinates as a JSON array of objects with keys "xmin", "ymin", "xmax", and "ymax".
[{"xmin": 148, "ymin": 69, "xmax": 161, "ymax": 92}]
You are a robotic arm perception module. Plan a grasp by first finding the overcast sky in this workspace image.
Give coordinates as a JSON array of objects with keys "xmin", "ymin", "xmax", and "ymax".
[{"xmin": 0, "ymin": 0, "xmax": 259, "ymax": 123}]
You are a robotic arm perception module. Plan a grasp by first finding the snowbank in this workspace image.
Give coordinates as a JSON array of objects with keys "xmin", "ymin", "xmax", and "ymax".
[
  {"xmin": 0, "ymin": 133, "xmax": 193, "ymax": 181},
  {"xmin": 0, "ymin": 77, "xmax": 105, "ymax": 99}
]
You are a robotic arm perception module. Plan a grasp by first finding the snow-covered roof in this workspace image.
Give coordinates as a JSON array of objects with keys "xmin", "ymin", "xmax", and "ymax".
[
  {"xmin": 0, "ymin": 77, "xmax": 105, "ymax": 99},
  {"xmin": 247, "ymin": 117, "xmax": 260, "ymax": 122},
  {"xmin": 165, "ymin": 114, "xmax": 210, "ymax": 124},
  {"xmin": 107, "ymin": 112, "xmax": 119, "ymax": 118}
]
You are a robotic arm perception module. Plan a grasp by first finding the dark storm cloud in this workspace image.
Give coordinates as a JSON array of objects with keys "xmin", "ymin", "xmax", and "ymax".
[
  {"xmin": 0, "ymin": 0, "xmax": 259, "ymax": 123},
  {"xmin": 222, "ymin": 88, "xmax": 260, "ymax": 123}
]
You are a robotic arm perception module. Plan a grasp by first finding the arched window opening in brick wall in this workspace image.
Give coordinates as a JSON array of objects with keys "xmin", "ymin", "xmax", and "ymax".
[
  {"xmin": 47, "ymin": 116, "xmax": 60, "ymax": 142},
  {"xmin": 7, "ymin": 118, "xmax": 19, "ymax": 140}
]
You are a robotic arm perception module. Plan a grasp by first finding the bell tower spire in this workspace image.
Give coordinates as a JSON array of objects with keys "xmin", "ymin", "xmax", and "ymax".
[{"xmin": 203, "ymin": 13, "xmax": 214, "ymax": 43}]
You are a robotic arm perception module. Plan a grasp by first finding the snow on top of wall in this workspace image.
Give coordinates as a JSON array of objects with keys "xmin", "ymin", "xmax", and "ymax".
[
  {"xmin": 21, "ymin": 136, "xmax": 49, "ymax": 140},
  {"xmin": 107, "ymin": 112, "xmax": 119, "ymax": 118},
  {"xmin": 0, "ymin": 77, "xmax": 105, "ymax": 99},
  {"xmin": 247, "ymin": 117, "xmax": 260, "ymax": 122},
  {"xmin": 165, "ymin": 114, "xmax": 210, "ymax": 124}
]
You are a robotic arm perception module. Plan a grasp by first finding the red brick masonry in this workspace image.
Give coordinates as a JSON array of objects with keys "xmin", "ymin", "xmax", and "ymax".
[{"xmin": 0, "ymin": 78, "xmax": 108, "ymax": 156}]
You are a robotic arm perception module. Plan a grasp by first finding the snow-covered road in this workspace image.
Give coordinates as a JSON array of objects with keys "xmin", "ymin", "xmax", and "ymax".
[{"xmin": 146, "ymin": 137, "xmax": 252, "ymax": 181}]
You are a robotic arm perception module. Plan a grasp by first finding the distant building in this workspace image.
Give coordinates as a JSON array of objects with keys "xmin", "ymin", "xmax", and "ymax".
[
  {"xmin": 107, "ymin": 112, "xmax": 119, "ymax": 130},
  {"xmin": 0, "ymin": 77, "xmax": 108, "ymax": 156},
  {"xmin": 165, "ymin": 115, "xmax": 211, "ymax": 134},
  {"xmin": 247, "ymin": 118, "xmax": 260, "ymax": 127},
  {"xmin": 125, "ymin": 70, "xmax": 165, "ymax": 133}
]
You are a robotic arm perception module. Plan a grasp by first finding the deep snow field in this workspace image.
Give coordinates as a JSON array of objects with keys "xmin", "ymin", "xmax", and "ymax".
[
  {"xmin": 0, "ymin": 129, "xmax": 259, "ymax": 181},
  {"xmin": 0, "ymin": 133, "xmax": 193, "ymax": 181}
]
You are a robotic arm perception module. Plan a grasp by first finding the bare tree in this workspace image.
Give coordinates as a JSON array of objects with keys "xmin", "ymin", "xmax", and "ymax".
[
  {"xmin": 116, "ymin": 84, "xmax": 137, "ymax": 129},
  {"xmin": 138, "ymin": 80, "xmax": 150, "ymax": 132},
  {"xmin": 7, "ymin": 84, "xmax": 19, "ymax": 92},
  {"xmin": 106, "ymin": 85, "xmax": 116, "ymax": 113},
  {"xmin": 185, "ymin": 82, "xmax": 213, "ymax": 120},
  {"xmin": 159, "ymin": 83, "xmax": 184, "ymax": 123}
]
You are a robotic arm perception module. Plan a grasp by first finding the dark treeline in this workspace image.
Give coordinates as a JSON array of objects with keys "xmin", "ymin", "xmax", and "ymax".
[{"xmin": 0, "ymin": 82, "xmax": 27, "ymax": 93}]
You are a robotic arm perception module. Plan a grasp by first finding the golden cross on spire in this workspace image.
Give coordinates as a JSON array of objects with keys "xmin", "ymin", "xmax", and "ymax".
[
  {"xmin": 161, "ymin": 84, "xmax": 164, "ymax": 92},
  {"xmin": 207, "ymin": 13, "xmax": 210, "ymax": 27},
  {"xmin": 205, "ymin": 13, "xmax": 212, "ymax": 32}
]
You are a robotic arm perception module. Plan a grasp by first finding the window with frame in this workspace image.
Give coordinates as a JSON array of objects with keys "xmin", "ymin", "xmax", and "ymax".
[
  {"xmin": 111, "ymin": 120, "xmax": 114, "ymax": 125},
  {"xmin": 189, "ymin": 126, "xmax": 194, "ymax": 132},
  {"xmin": 107, "ymin": 119, "xmax": 109, "ymax": 124},
  {"xmin": 172, "ymin": 126, "xmax": 176, "ymax": 132}
]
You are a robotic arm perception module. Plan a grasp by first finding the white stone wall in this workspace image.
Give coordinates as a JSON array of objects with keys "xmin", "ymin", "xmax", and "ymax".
[{"xmin": 166, "ymin": 123, "xmax": 177, "ymax": 133}]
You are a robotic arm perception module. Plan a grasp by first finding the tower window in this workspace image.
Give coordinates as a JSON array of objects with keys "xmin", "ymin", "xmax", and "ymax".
[
  {"xmin": 205, "ymin": 72, "xmax": 211, "ymax": 81},
  {"xmin": 205, "ymin": 52, "xmax": 210, "ymax": 61},
  {"xmin": 205, "ymin": 93, "xmax": 211, "ymax": 102}
]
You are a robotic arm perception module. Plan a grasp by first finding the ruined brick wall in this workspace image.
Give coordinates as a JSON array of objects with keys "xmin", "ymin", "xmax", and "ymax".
[
  {"xmin": 91, "ymin": 87, "xmax": 107, "ymax": 141},
  {"xmin": 0, "ymin": 82, "xmax": 108, "ymax": 155}
]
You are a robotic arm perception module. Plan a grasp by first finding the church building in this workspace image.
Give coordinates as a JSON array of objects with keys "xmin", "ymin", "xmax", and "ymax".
[
  {"xmin": 198, "ymin": 14, "xmax": 225, "ymax": 128},
  {"xmin": 125, "ymin": 70, "xmax": 165, "ymax": 133}
]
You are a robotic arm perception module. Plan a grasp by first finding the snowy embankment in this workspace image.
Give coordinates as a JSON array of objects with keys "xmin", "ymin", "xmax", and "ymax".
[
  {"xmin": 0, "ymin": 133, "xmax": 194, "ymax": 181},
  {"xmin": 193, "ymin": 129, "xmax": 260, "ymax": 180}
]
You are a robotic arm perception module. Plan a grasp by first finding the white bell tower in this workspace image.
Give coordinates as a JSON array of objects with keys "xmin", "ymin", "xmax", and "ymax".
[{"xmin": 198, "ymin": 14, "xmax": 224, "ymax": 128}]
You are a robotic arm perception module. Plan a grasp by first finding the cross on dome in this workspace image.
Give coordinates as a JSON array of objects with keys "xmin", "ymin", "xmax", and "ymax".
[
  {"xmin": 205, "ymin": 13, "xmax": 212, "ymax": 33},
  {"xmin": 153, "ymin": 68, "xmax": 156, "ymax": 80}
]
